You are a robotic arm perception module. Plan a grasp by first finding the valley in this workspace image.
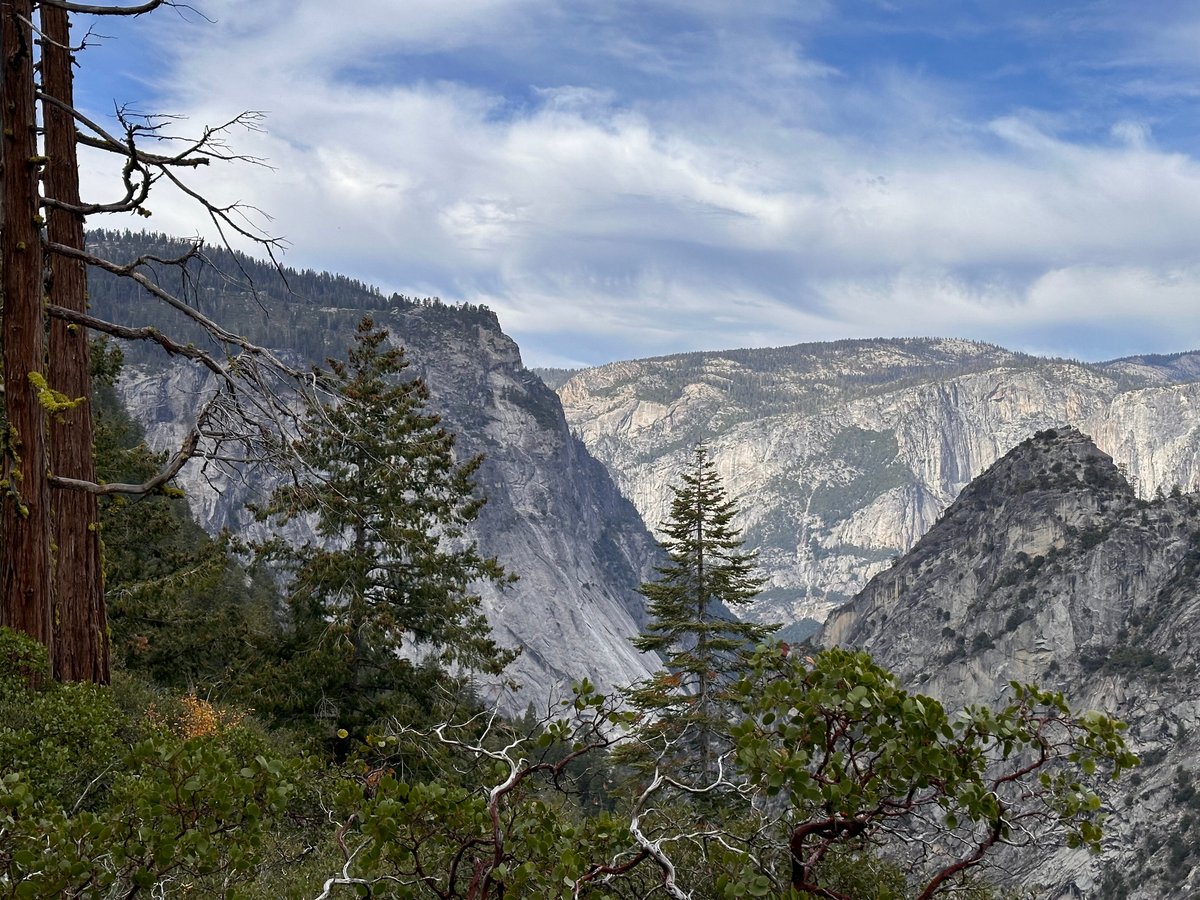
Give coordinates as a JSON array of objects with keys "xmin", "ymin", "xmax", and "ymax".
[{"xmin": 88, "ymin": 232, "xmax": 1200, "ymax": 897}]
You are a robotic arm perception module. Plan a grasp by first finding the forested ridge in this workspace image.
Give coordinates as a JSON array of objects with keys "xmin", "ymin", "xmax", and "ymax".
[{"xmin": 86, "ymin": 229, "xmax": 499, "ymax": 369}]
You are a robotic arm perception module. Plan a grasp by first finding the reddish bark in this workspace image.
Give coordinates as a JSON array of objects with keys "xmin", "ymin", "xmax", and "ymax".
[
  {"xmin": 42, "ymin": 2, "xmax": 109, "ymax": 682},
  {"xmin": 0, "ymin": 0, "xmax": 55, "ymax": 651}
]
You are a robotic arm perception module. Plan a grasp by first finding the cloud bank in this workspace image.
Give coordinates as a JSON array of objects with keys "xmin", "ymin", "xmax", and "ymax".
[{"xmin": 74, "ymin": 1, "xmax": 1200, "ymax": 366}]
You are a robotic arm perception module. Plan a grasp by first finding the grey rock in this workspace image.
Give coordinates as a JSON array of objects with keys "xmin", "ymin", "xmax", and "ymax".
[
  {"xmin": 822, "ymin": 427, "xmax": 1200, "ymax": 899},
  {"xmin": 557, "ymin": 338, "xmax": 1200, "ymax": 628},
  {"xmin": 91, "ymin": 236, "xmax": 661, "ymax": 713}
]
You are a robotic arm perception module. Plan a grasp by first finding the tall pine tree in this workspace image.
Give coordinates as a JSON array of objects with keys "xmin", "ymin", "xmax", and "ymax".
[
  {"xmin": 628, "ymin": 444, "xmax": 776, "ymax": 782},
  {"xmin": 255, "ymin": 318, "xmax": 516, "ymax": 733}
]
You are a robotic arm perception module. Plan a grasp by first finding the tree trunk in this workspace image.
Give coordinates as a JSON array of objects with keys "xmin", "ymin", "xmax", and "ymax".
[
  {"xmin": 695, "ymin": 485, "xmax": 712, "ymax": 783},
  {"xmin": 42, "ymin": 3, "xmax": 109, "ymax": 682},
  {"xmin": 0, "ymin": 0, "xmax": 55, "ymax": 653}
]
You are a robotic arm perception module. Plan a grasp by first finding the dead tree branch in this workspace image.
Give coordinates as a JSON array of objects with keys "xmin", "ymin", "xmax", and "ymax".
[
  {"xmin": 50, "ymin": 427, "xmax": 202, "ymax": 496},
  {"xmin": 45, "ymin": 241, "xmax": 301, "ymax": 375},
  {"xmin": 41, "ymin": 0, "xmax": 174, "ymax": 16}
]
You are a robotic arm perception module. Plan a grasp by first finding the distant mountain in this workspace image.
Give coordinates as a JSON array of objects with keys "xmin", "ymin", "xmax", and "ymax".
[
  {"xmin": 1098, "ymin": 350, "xmax": 1200, "ymax": 385},
  {"xmin": 821, "ymin": 427, "xmax": 1200, "ymax": 899},
  {"xmin": 86, "ymin": 230, "xmax": 662, "ymax": 710},
  {"xmin": 557, "ymin": 337, "xmax": 1200, "ymax": 626}
]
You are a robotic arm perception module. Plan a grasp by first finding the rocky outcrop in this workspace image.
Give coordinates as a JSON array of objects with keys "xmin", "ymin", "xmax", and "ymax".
[
  {"xmin": 89, "ymin": 233, "xmax": 662, "ymax": 712},
  {"xmin": 822, "ymin": 428, "xmax": 1200, "ymax": 898},
  {"xmin": 387, "ymin": 306, "xmax": 661, "ymax": 706},
  {"xmin": 557, "ymin": 339, "xmax": 1200, "ymax": 626}
]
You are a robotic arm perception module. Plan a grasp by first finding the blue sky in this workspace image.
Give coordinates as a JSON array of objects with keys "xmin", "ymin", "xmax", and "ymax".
[{"xmin": 73, "ymin": 1, "xmax": 1200, "ymax": 367}]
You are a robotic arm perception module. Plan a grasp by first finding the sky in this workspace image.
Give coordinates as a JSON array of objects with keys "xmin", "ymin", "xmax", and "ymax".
[{"xmin": 72, "ymin": 1, "xmax": 1200, "ymax": 368}]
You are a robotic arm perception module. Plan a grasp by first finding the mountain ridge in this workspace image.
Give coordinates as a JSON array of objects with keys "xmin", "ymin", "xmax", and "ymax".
[
  {"xmin": 819, "ymin": 426, "xmax": 1200, "ymax": 898},
  {"xmin": 557, "ymin": 338, "xmax": 1200, "ymax": 626},
  {"xmin": 85, "ymin": 230, "xmax": 663, "ymax": 711}
]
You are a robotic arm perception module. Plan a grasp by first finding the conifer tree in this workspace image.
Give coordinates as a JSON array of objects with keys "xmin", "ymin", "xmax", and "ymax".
[
  {"xmin": 628, "ymin": 444, "xmax": 776, "ymax": 782},
  {"xmin": 256, "ymin": 318, "xmax": 516, "ymax": 731}
]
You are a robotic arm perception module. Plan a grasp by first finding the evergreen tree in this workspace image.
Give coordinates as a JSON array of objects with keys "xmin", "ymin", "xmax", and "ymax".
[
  {"xmin": 628, "ymin": 444, "xmax": 776, "ymax": 782},
  {"xmin": 255, "ymin": 318, "xmax": 516, "ymax": 734},
  {"xmin": 2, "ymin": 2, "xmax": 307, "ymax": 685}
]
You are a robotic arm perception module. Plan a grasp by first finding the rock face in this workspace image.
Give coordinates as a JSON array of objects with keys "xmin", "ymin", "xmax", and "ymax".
[
  {"xmin": 822, "ymin": 427, "xmax": 1200, "ymax": 898},
  {"xmin": 557, "ymin": 339, "xmax": 1200, "ymax": 626},
  {"xmin": 87, "ymin": 232, "xmax": 662, "ymax": 711}
]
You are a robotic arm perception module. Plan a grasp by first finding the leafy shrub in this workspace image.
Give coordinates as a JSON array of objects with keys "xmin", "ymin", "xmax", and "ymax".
[
  {"xmin": 0, "ymin": 628, "xmax": 297, "ymax": 897},
  {"xmin": 0, "ymin": 736, "xmax": 296, "ymax": 898},
  {"xmin": 0, "ymin": 630, "xmax": 123, "ymax": 806}
]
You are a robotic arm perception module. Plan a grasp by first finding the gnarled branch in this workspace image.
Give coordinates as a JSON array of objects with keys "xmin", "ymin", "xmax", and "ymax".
[
  {"xmin": 45, "ymin": 240, "xmax": 301, "ymax": 377},
  {"xmin": 47, "ymin": 304, "xmax": 232, "ymax": 385},
  {"xmin": 51, "ymin": 423, "xmax": 200, "ymax": 496}
]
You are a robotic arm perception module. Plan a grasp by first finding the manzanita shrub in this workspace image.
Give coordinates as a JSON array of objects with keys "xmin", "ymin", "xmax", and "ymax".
[
  {"xmin": 0, "ymin": 630, "xmax": 1134, "ymax": 898},
  {"xmin": 730, "ymin": 645, "xmax": 1137, "ymax": 899},
  {"xmin": 0, "ymin": 629, "xmax": 297, "ymax": 899}
]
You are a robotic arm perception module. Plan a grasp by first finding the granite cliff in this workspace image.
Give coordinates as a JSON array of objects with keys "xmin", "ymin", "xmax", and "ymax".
[
  {"xmin": 823, "ymin": 427, "xmax": 1200, "ymax": 898},
  {"xmin": 556, "ymin": 339, "xmax": 1200, "ymax": 628},
  {"xmin": 87, "ymin": 231, "xmax": 661, "ymax": 710}
]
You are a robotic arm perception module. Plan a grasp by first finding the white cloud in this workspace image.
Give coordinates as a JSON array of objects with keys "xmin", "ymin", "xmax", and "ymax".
[
  {"xmin": 75, "ymin": 1, "xmax": 1200, "ymax": 366},
  {"xmin": 1111, "ymin": 120, "xmax": 1152, "ymax": 149},
  {"xmin": 181, "ymin": 0, "xmax": 544, "ymax": 64}
]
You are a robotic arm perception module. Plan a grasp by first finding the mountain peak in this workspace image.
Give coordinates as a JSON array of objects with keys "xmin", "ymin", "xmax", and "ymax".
[
  {"xmin": 951, "ymin": 425, "xmax": 1132, "ymax": 512},
  {"xmin": 820, "ymin": 429, "xmax": 1200, "ymax": 896},
  {"xmin": 820, "ymin": 425, "xmax": 1136, "ymax": 642}
]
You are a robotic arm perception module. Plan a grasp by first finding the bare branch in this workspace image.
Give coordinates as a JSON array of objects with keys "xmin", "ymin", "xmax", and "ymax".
[
  {"xmin": 311, "ymin": 819, "xmax": 407, "ymax": 900},
  {"xmin": 41, "ymin": 88, "xmax": 290, "ymax": 298},
  {"xmin": 39, "ymin": 92, "xmax": 208, "ymax": 167},
  {"xmin": 43, "ymin": 157, "xmax": 155, "ymax": 215},
  {"xmin": 51, "ymin": 425, "xmax": 200, "ymax": 496},
  {"xmin": 47, "ymin": 304, "xmax": 232, "ymax": 384},
  {"xmin": 157, "ymin": 162, "xmax": 288, "ymax": 267},
  {"xmin": 44, "ymin": 240, "xmax": 302, "ymax": 376},
  {"xmin": 69, "ymin": 760, "xmax": 120, "ymax": 815},
  {"xmin": 103, "ymin": 105, "xmax": 273, "ymax": 167},
  {"xmin": 626, "ymin": 770, "xmax": 692, "ymax": 900},
  {"xmin": 41, "ymin": 0, "xmax": 168, "ymax": 16}
]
